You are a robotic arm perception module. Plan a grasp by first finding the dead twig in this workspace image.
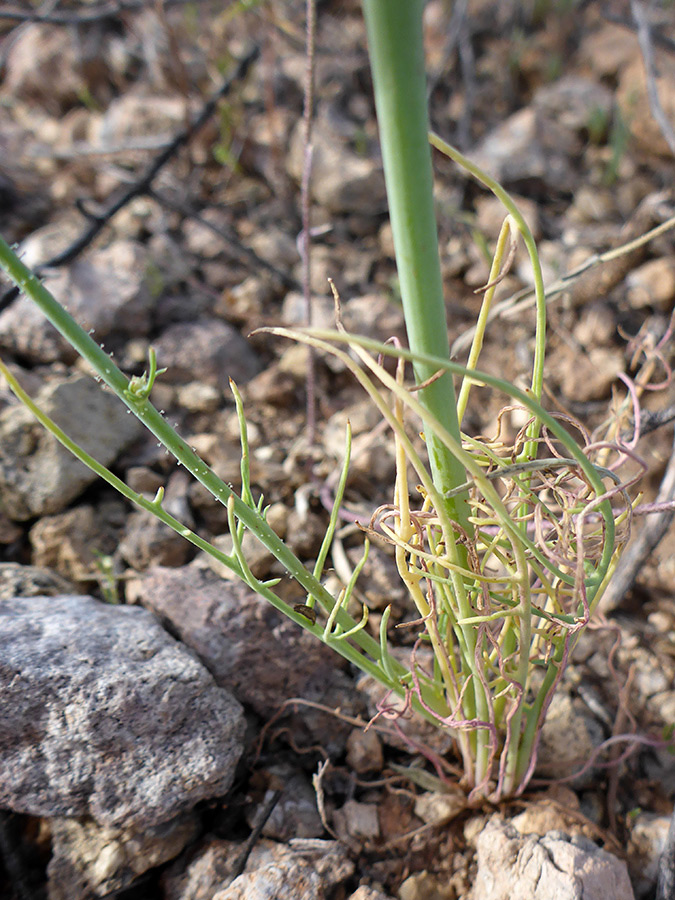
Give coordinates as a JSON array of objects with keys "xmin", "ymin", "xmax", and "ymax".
[
  {"xmin": 228, "ymin": 788, "xmax": 283, "ymax": 884},
  {"xmin": 630, "ymin": 0, "xmax": 675, "ymax": 156},
  {"xmin": 312, "ymin": 759, "xmax": 339, "ymax": 840},
  {"xmin": 0, "ymin": 46, "xmax": 259, "ymax": 309}
]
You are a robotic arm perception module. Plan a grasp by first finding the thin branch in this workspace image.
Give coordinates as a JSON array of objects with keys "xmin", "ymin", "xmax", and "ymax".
[
  {"xmin": 227, "ymin": 788, "xmax": 283, "ymax": 884},
  {"xmin": 0, "ymin": 47, "xmax": 259, "ymax": 309},
  {"xmin": 602, "ymin": 7, "xmax": 675, "ymax": 57},
  {"xmin": 640, "ymin": 402, "xmax": 675, "ymax": 435},
  {"xmin": 630, "ymin": 0, "xmax": 675, "ymax": 156},
  {"xmin": 148, "ymin": 188, "xmax": 301, "ymax": 291}
]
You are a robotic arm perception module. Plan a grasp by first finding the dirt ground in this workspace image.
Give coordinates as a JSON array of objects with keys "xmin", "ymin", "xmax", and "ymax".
[{"xmin": 1, "ymin": 1, "xmax": 675, "ymax": 898}]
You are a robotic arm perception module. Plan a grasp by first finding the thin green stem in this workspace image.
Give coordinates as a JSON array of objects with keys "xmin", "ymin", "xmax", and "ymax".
[{"xmin": 0, "ymin": 235, "xmax": 381, "ymax": 662}]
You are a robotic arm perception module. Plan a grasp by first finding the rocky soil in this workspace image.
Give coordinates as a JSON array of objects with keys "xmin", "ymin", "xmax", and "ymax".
[{"xmin": 1, "ymin": 1, "xmax": 675, "ymax": 899}]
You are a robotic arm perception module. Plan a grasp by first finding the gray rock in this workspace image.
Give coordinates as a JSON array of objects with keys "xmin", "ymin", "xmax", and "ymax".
[
  {"xmin": 163, "ymin": 838, "xmax": 238, "ymax": 900},
  {"xmin": 213, "ymin": 839, "xmax": 354, "ymax": 900},
  {"xmin": 165, "ymin": 838, "xmax": 353, "ymax": 900},
  {"xmin": 0, "ymin": 594, "xmax": 245, "ymax": 829},
  {"xmin": 472, "ymin": 817, "xmax": 635, "ymax": 900},
  {"xmin": 135, "ymin": 564, "xmax": 365, "ymax": 756},
  {"xmin": 90, "ymin": 92, "xmax": 187, "ymax": 145},
  {"xmin": 0, "ymin": 374, "xmax": 143, "ymax": 521},
  {"xmin": 47, "ymin": 813, "xmax": 198, "ymax": 900},
  {"xmin": 29, "ymin": 502, "xmax": 124, "ymax": 584},
  {"xmin": 468, "ymin": 107, "xmax": 543, "ymax": 185},
  {"xmin": 657, "ymin": 808, "xmax": 675, "ymax": 900},
  {"xmin": 119, "ymin": 509, "xmax": 193, "ymax": 570},
  {"xmin": 3, "ymin": 23, "xmax": 92, "ymax": 112},
  {"xmin": 0, "ymin": 241, "xmax": 154, "ymax": 363},
  {"xmin": 333, "ymin": 799, "xmax": 380, "ymax": 843},
  {"xmin": 152, "ymin": 318, "xmax": 261, "ymax": 386},
  {"xmin": 533, "ymin": 76, "xmax": 613, "ymax": 134},
  {"xmin": 348, "ymin": 889, "xmax": 394, "ymax": 900}
]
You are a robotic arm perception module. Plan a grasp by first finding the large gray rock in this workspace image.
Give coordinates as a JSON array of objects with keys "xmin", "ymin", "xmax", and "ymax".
[
  {"xmin": 0, "ymin": 594, "xmax": 245, "ymax": 829},
  {"xmin": 0, "ymin": 374, "xmax": 142, "ymax": 521},
  {"xmin": 472, "ymin": 817, "xmax": 635, "ymax": 900},
  {"xmin": 287, "ymin": 109, "xmax": 386, "ymax": 216}
]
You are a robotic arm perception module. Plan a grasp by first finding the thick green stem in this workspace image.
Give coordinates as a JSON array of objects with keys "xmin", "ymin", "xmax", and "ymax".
[{"xmin": 361, "ymin": 0, "xmax": 469, "ymax": 532}]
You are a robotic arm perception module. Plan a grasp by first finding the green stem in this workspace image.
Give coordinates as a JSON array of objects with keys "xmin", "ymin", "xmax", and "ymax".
[
  {"xmin": 361, "ymin": 0, "xmax": 469, "ymax": 531},
  {"xmin": 0, "ymin": 236, "xmax": 376, "ymax": 659}
]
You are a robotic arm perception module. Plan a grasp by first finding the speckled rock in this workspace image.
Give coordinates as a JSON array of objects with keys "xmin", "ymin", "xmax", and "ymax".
[
  {"xmin": 213, "ymin": 839, "xmax": 354, "ymax": 900},
  {"xmin": 0, "ymin": 562, "xmax": 74, "ymax": 600},
  {"xmin": 152, "ymin": 318, "xmax": 261, "ymax": 386},
  {"xmin": 0, "ymin": 594, "xmax": 245, "ymax": 829}
]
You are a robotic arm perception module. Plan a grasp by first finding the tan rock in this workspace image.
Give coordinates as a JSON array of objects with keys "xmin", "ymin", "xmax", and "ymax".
[{"xmin": 626, "ymin": 257, "xmax": 675, "ymax": 310}]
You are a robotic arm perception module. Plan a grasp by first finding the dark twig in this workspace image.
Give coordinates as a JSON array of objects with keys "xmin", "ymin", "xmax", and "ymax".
[
  {"xmin": 600, "ymin": 428, "xmax": 675, "ymax": 613},
  {"xmin": 148, "ymin": 188, "xmax": 301, "ymax": 292},
  {"xmin": 0, "ymin": 47, "xmax": 259, "ymax": 310},
  {"xmin": 228, "ymin": 788, "xmax": 283, "ymax": 883},
  {"xmin": 630, "ymin": 0, "xmax": 675, "ymax": 156},
  {"xmin": 45, "ymin": 48, "xmax": 258, "ymax": 269},
  {"xmin": 640, "ymin": 402, "xmax": 675, "ymax": 435}
]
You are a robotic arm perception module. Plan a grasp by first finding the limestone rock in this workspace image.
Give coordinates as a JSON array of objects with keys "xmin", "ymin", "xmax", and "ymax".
[
  {"xmin": 287, "ymin": 110, "xmax": 386, "ymax": 216},
  {"xmin": 472, "ymin": 817, "xmax": 635, "ymax": 900},
  {"xmin": 535, "ymin": 691, "xmax": 604, "ymax": 787},
  {"xmin": 628, "ymin": 812, "xmax": 671, "ymax": 899},
  {"xmin": 213, "ymin": 839, "xmax": 353, "ymax": 900},
  {"xmin": 0, "ymin": 562, "xmax": 74, "ymax": 600}
]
